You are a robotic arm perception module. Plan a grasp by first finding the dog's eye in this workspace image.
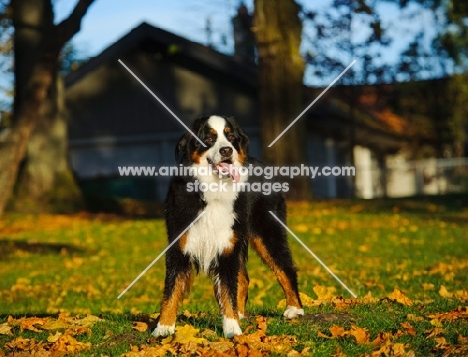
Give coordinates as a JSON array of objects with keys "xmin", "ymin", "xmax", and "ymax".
[
  {"xmin": 205, "ymin": 136, "xmax": 214, "ymax": 143},
  {"xmin": 227, "ymin": 134, "xmax": 235, "ymax": 141}
]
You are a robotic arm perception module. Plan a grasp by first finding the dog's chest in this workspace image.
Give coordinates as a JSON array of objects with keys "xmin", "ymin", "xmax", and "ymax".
[{"xmin": 183, "ymin": 194, "xmax": 237, "ymax": 273}]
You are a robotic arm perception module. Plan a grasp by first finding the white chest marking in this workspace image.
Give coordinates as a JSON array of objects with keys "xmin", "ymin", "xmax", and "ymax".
[{"xmin": 184, "ymin": 196, "xmax": 237, "ymax": 273}]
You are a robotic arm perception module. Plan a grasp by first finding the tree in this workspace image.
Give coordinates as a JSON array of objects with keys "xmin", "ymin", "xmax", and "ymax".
[
  {"xmin": 253, "ymin": 0, "xmax": 311, "ymax": 200},
  {"xmin": 435, "ymin": 1, "xmax": 468, "ymax": 157},
  {"xmin": 0, "ymin": 0, "xmax": 95, "ymax": 217},
  {"xmin": 389, "ymin": 0, "xmax": 468, "ymax": 157}
]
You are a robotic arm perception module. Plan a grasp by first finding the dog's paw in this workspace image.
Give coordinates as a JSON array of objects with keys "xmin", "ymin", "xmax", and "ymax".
[
  {"xmin": 152, "ymin": 323, "xmax": 175, "ymax": 337},
  {"xmin": 238, "ymin": 312, "xmax": 245, "ymax": 320},
  {"xmin": 223, "ymin": 317, "xmax": 242, "ymax": 338},
  {"xmin": 283, "ymin": 306, "xmax": 304, "ymax": 319}
]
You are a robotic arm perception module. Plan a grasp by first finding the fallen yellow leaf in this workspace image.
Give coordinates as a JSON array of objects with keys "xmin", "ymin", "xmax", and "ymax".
[
  {"xmin": 162, "ymin": 324, "xmax": 207, "ymax": 345},
  {"xmin": 438, "ymin": 285, "xmax": 453, "ymax": 298},
  {"xmin": 313, "ymin": 284, "xmax": 334, "ymax": 300},
  {"xmin": 349, "ymin": 325, "xmax": 370, "ymax": 344},
  {"xmin": 131, "ymin": 321, "xmax": 148, "ymax": 332},
  {"xmin": 387, "ymin": 289, "xmax": 413, "ymax": 306},
  {"xmin": 0, "ymin": 322, "xmax": 13, "ymax": 336}
]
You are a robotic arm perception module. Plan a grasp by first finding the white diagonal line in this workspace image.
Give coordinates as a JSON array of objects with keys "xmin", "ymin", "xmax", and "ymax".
[
  {"xmin": 269, "ymin": 211, "xmax": 357, "ymax": 298},
  {"xmin": 117, "ymin": 211, "xmax": 206, "ymax": 299},
  {"xmin": 118, "ymin": 59, "xmax": 206, "ymax": 147},
  {"xmin": 268, "ymin": 59, "xmax": 356, "ymax": 147}
]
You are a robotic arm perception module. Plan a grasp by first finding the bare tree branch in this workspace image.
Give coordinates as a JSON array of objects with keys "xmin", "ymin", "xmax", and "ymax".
[{"xmin": 54, "ymin": 0, "xmax": 96, "ymax": 49}]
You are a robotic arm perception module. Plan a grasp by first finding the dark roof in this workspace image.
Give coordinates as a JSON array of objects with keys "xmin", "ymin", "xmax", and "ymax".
[
  {"xmin": 65, "ymin": 22, "xmax": 257, "ymax": 88},
  {"xmin": 64, "ymin": 21, "xmax": 419, "ymax": 153}
]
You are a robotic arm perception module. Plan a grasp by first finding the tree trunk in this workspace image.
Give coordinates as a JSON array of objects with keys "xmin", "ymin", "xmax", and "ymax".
[
  {"xmin": 254, "ymin": 0, "xmax": 311, "ymax": 200},
  {"xmin": 14, "ymin": 75, "xmax": 83, "ymax": 213},
  {"xmin": 0, "ymin": 60, "xmax": 54, "ymax": 216},
  {"xmin": 0, "ymin": 0, "xmax": 95, "ymax": 218}
]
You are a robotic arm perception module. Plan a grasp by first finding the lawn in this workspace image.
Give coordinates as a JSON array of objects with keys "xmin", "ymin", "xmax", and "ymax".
[{"xmin": 0, "ymin": 196, "xmax": 467, "ymax": 356}]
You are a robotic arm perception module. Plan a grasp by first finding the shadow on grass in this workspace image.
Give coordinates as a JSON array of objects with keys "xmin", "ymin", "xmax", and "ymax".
[
  {"xmin": 84, "ymin": 196, "xmax": 164, "ymax": 218},
  {"xmin": 319, "ymin": 193, "xmax": 468, "ymax": 214},
  {"xmin": 0, "ymin": 239, "xmax": 86, "ymax": 259}
]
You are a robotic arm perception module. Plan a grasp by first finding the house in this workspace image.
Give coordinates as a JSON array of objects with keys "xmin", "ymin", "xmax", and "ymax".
[{"xmin": 65, "ymin": 22, "xmax": 433, "ymax": 201}]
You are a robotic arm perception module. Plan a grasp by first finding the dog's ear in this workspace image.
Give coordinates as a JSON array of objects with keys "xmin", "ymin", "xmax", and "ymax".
[
  {"xmin": 175, "ymin": 132, "xmax": 192, "ymax": 165},
  {"xmin": 237, "ymin": 124, "xmax": 249, "ymax": 153},
  {"xmin": 175, "ymin": 117, "xmax": 209, "ymax": 164},
  {"xmin": 226, "ymin": 116, "xmax": 249, "ymax": 154}
]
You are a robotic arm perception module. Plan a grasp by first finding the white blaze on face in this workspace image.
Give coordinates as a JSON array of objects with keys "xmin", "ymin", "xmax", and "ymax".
[{"xmin": 206, "ymin": 116, "xmax": 237, "ymax": 165}]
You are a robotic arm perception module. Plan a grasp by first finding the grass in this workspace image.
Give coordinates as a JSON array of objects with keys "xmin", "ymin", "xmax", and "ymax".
[{"xmin": 0, "ymin": 195, "xmax": 467, "ymax": 356}]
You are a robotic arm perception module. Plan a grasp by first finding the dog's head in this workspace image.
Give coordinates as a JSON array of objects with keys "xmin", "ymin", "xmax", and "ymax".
[{"xmin": 175, "ymin": 116, "xmax": 249, "ymax": 180}]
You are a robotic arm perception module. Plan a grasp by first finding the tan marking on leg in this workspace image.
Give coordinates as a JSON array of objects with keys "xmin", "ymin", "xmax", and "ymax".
[
  {"xmin": 237, "ymin": 265, "xmax": 249, "ymax": 316},
  {"xmin": 216, "ymin": 280, "xmax": 239, "ymax": 320},
  {"xmin": 251, "ymin": 237, "xmax": 301, "ymax": 309},
  {"xmin": 159, "ymin": 271, "xmax": 192, "ymax": 326}
]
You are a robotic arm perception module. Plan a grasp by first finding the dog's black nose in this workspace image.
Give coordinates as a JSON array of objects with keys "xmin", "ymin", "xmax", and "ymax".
[{"xmin": 219, "ymin": 147, "xmax": 233, "ymax": 157}]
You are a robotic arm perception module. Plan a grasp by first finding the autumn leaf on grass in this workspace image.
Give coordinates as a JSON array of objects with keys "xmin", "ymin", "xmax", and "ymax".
[
  {"xmin": 422, "ymin": 283, "xmax": 435, "ymax": 291},
  {"xmin": 120, "ymin": 345, "xmax": 174, "ymax": 357},
  {"xmin": 161, "ymin": 324, "xmax": 207, "ymax": 345},
  {"xmin": 207, "ymin": 340, "xmax": 235, "ymax": 352},
  {"xmin": 64, "ymin": 325, "xmax": 92, "ymax": 337},
  {"xmin": 455, "ymin": 289, "xmax": 468, "ymax": 301},
  {"xmin": 349, "ymin": 325, "xmax": 370, "ymax": 344},
  {"xmin": 438, "ymin": 285, "xmax": 453, "ymax": 298},
  {"xmin": 370, "ymin": 332, "xmax": 392, "ymax": 347},
  {"xmin": 401, "ymin": 322, "xmax": 416, "ymax": 336},
  {"xmin": 372, "ymin": 340, "xmax": 410, "ymax": 357},
  {"xmin": 361, "ymin": 291, "xmax": 379, "ymax": 304},
  {"xmin": 4, "ymin": 336, "xmax": 35, "ymax": 352},
  {"xmin": 332, "ymin": 296, "xmax": 356, "ymax": 310},
  {"xmin": 255, "ymin": 316, "xmax": 267, "ymax": 332},
  {"xmin": 425, "ymin": 327, "xmax": 444, "ymax": 339},
  {"xmin": 42, "ymin": 318, "xmax": 71, "ymax": 330},
  {"xmin": 69, "ymin": 314, "xmax": 104, "ymax": 327},
  {"xmin": 314, "ymin": 284, "xmax": 334, "ymax": 301},
  {"xmin": 19, "ymin": 317, "xmax": 45, "ymax": 332},
  {"xmin": 318, "ymin": 325, "xmax": 347, "ymax": 339},
  {"xmin": 406, "ymin": 314, "xmax": 424, "ymax": 322},
  {"xmin": 47, "ymin": 331, "xmax": 63, "ymax": 343},
  {"xmin": 386, "ymin": 289, "xmax": 413, "ymax": 306},
  {"xmin": 0, "ymin": 322, "xmax": 13, "ymax": 336},
  {"xmin": 329, "ymin": 325, "xmax": 348, "ymax": 338},
  {"xmin": 49, "ymin": 334, "xmax": 91, "ymax": 353},
  {"xmin": 318, "ymin": 325, "xmax": 370, "ymax": 345},
  {"xmin": 132, "ymin": 321, "xmax": 148, "ymax": 332},
  {"xmin": 434, "ymin": 337, "xmax": 450, "ymax": 349},
  {"xmin": 428, "ymin": 306, "xmax": 468, "ymax": 322}
]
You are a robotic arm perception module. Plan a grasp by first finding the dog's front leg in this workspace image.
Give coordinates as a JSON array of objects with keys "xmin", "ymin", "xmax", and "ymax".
[
  {"xmin": 213, "ymin": 254, "xmax": 243, "ymax": 338},
  {"xmin": 152, "ymin": 251, "xmax": 192, "ymax": 337}
]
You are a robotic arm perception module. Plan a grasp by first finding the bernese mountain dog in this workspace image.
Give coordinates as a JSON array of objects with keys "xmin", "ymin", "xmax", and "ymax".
[{"xmin": 152, "ymin": 115, "xmax": 303, "ymax": 338}]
